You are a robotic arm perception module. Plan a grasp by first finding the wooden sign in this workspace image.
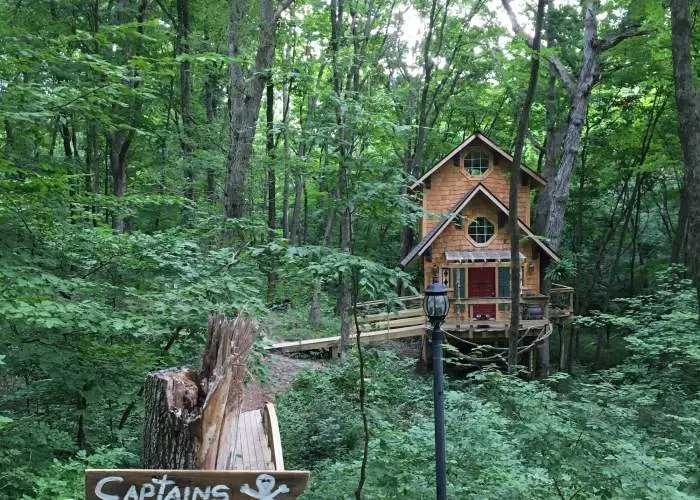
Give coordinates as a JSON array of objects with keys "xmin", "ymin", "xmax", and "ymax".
[{"xmin": 85, "ymin": 469, "xmax": 310, "ymax": 500}]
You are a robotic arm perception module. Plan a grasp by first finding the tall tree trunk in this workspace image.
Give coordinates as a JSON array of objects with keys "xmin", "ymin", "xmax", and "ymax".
[
  {"xmin": 224, "ymin": 0, "xmax": 292, "ymax": 219},
  {"xmin": 177, "ymin": 0, "xmax": 195, "ymax": 205},
  {"xmin": 543, "ymin": 2, "xmax": 600, "ymax": 251},
  {"xmin": 107, "ymin": 0, "xmax": 147, "ymax": 233},
  {"xmin": 533, "ymin": 0, "xmax": 562, "ymax": 235},
  {"xmin": 109, "ymin": 132, "xmax": 132, "ymax": 232},
  {"xmin": 506, "ymin": 0, "xmax": 545, "ymax": 371},
  {"xmin": 670, "ymin": 0, "xmax": 700, "ymax": 305},
  {"xmin": 290, "ymin": 175, "xmax": 304, "ymax": 244},
  {"xmin": 204, "ymin": 69, "xmax": 217, "ymax": 201},
  {"xmin": 504, "ymin": 1, "xmax": 648, "ymax": 250},
  {"xmin": 266, "ymin": 78, "xmax": 277, "ymax": 302}
]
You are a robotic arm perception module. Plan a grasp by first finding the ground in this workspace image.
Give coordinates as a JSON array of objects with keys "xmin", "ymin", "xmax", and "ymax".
[{"xmin": 242, "ymin": 353, "xmax": 324, "ymax": 411}]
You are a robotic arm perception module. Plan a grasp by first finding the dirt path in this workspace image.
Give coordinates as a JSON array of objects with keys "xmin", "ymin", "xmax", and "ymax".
[{"xmin": 242, "ymin": 353, "xmax": 324, "ymax": 411}]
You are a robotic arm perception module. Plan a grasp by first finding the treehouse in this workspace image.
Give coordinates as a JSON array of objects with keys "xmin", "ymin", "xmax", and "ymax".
[
  {"xmin": 268, "ymin": 133, "xmax": 573, "ymax": 365},
  {"xmin": 400, "ymin": 132, "xmax": 574, "ymax": 340}
]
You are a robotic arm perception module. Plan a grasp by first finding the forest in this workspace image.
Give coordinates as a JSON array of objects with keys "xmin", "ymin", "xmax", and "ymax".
[{"xmin": 1, "ymin": 0, "xmax": 699, "ymax": 498}]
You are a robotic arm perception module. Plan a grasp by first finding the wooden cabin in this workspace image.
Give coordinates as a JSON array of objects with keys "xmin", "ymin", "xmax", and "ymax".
[{"xmin": 400, "ymin": 132, "xmax": 573, "ymax": 339}]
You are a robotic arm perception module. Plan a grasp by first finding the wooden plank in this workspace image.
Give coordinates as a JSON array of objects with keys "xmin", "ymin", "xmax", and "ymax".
[
  {"xmin": 85, "ymin": 469, "xmax": 309, "ymax": 500},
  {"xmin": 355, "ymin": 295, "xmax": 421, "ymax": 308},
  {"xmin": 267, "ymin": 324, "xmax": 428, "ymax": 353},
  {"xmin": 357, "ymin": 308, "xmax": 424, "ymax": 323},
  {"xmin": 355, "ymin": 324, "xmax": 427, "ymax": 343},
  {"xmin": 267, "ymin": 336, "xmax": 340, "ymax": 353},
  {"xmin": 361, "ymin": 316, "xmax": 426, "ymax": 330},
  {"xmin": 263, "ymin": 403, "xmax": 285, "ymax": 471},
  {"xmin": 231, "ymin": 409, "xmax": 273, "ymax": 471}
]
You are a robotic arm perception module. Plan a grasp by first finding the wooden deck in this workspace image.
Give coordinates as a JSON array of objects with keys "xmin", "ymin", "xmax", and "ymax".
[
  {"xmin": 268, "ymin": 289, "xmax": 574, "ymax": 355},
  {"xmin": 232, "ymin": 403, "xmax": 285, "ymax": 471}
]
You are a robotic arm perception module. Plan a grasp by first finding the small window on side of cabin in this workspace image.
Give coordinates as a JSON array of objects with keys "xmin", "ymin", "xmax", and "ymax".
[
  {"xmin": 467, "ymin": 217, "xmax": 495, "ymax": 245},
  {"xmin": 464, "ymin": 151, "xmax": 489, "ymax": 176}
]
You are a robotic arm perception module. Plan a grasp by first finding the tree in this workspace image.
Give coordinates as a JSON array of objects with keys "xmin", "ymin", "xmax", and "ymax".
[
  {"xmin": 669, "ymin": 0, "xmax": 700, "ymax": 307},
  {"xmin": 505, "ymin": 1, "xmax": 650, "ymax": 251},
  {"xmin": 502, "ymin": 0, "xmax": 546, "ymax": 370},
  {"xmin": 223, "ymin": 0, "xmax": 295, "ymax": 218}
]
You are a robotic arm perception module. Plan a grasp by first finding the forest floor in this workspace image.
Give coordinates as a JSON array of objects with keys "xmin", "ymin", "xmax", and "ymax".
[{"xmin": 242, "ymin": 353, "xmax": 324, "ymax": 411}]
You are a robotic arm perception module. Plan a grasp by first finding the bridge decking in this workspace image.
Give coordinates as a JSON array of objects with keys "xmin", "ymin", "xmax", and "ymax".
[{"xmin": 233, "ymin": 403, "xmax": 285, "ymax": 471}]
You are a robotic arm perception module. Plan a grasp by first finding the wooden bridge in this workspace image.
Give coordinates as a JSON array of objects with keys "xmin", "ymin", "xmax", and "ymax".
[
  {"xmin": 268, "ymin": 285, "xmax": 574, "ymax": 356},
  {"xmin": 233, "ymin": 402, "xmax": 285, "ymax": 470}
]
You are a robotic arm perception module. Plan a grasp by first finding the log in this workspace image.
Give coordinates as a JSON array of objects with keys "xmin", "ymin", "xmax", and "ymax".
[{"xmin": 141, "ymin": 315, "xmax": 259, "ymax": 469}]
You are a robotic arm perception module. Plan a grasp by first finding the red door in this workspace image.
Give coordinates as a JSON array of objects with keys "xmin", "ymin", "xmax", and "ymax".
[{"xmin": 468, "ymin": 268, "xmax": 496, "ymax": 319}]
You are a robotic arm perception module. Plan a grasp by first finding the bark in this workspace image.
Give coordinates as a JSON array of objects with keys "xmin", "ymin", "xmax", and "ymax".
[
  {"xmin": 329, "ymin": 0, "xmax": 352, "ymax": 354},
  {"xmin": 282, "ymin": 168, "xmax": 290, "ymax": 238},
  {"xmin": 507, "ymin": 0, "xmax": 546, "ymax": 371},
  {"xmin": 223, "ymin": 0, "xmax": 293, "ymax": 218},
  {"xmin": 543, "ymin": 2, "xmax": 599, "ymax": 251},
  {"xmin": 141, "ymin": 315, "xmax": 258, "ymax": 469},
  {"xmin": 177, "ymin": 0, "xmax": 195, "ymax": 203},
  {"xmin": 670, "ymin": 0, "xmax": 700, "ymax": 304},
  {"xmin": 266, "ymin": 80, "xmax": 276, "ymax": 237},
  {"xmin": 107, "ymin": 0, "xmax": 147, "ymax": 233},
  {"xmin": 204, "ymin": 69, "xmax": 217, "ymax": 201},
  {"xmin": 109, "ymin": 131, "xmax": 133, "ymax": 232},
  {"xmin": 533, "ymin": 0, "xmax": 564, "ymax": 235},
  {"xmin": 266, "ymin": 79, "xmax": 277, "ymax": 302},
  {"xmin": 76, "ymin": 395, "xmax": 87, "ymax": 449},
  {"xmin": 289, "ymin": 175, "xmax": 304, "ymax": 244}
]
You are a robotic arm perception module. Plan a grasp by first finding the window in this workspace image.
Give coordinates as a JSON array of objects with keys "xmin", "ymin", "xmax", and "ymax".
[
  {"xmin": 464, "ymin": 151, "xmax": 489, "ymax": 176},
  {"xmin": 441, "ymin": 268, "xmax": 451, "ymax": 288},
  {"xmin": 468, "ymin": 217, "xmax": 495, "ymax": 244}
]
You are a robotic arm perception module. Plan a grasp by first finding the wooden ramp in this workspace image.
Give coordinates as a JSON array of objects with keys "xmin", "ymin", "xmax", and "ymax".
[
  {"xmin": 233, "ymin": 402, "xmax": 285, "ymax": 471},
  {"xmin": 268, "ymin": 299, "xmax": 427, "ymax": 354},
  {"xmin": 268, "ymin": 324, "xmax": 427, "ymax": 353}
]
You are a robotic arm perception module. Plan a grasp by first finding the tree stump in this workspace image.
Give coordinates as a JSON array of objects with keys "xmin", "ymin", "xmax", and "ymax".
[{"xmin": 141, "ymin": 315, "xmax": 259, "ymax": 469}]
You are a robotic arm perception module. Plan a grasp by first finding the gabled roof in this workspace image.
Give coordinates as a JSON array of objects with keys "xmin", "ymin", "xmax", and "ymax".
[
  {"xmin": 409, "ymin": 132, "xmax": 546, "ymax": 191},
  {"xmin": 399, "ymin": 183, "xmax": 560, "ymax": 269}
]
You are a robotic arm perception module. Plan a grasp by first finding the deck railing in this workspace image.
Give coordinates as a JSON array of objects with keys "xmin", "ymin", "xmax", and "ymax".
[{"xmin": 354, "ymin": 286, "xmax": 574, "ymax": 332}]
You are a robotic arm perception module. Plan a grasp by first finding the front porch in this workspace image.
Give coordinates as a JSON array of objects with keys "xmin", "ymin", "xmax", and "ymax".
[{"xmin": 355, "ymin": 283, "xmax": 574, "ymax": 337}]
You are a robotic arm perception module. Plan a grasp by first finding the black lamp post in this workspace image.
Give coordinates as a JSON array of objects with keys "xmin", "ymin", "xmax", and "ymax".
[{"xmin": 423, "ymin": 280, "xmax": 450, "ymax": 500}]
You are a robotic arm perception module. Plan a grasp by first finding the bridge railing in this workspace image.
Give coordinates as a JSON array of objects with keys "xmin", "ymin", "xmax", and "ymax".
[
  {"xmin": 353, "ymin": 295, "xmax": 426, "ymax": 333},
  {"xmin": 262, "ymin": 402, "xmax": 285, "ymax": 471}
]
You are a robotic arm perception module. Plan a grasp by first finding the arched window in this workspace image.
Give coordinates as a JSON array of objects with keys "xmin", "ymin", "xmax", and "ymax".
[
  {"xmin": 468, "ymin": 217, "xmax": 495, "ymax": 244},
  {"xmin": 464, "ymin": 151, "xmax": 489, "ymax": 176}
]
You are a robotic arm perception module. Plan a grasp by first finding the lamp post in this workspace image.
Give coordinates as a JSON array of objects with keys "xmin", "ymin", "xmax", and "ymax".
[{"xmin": 423, "ymin": 280, "xmax": 450, "ymax": 500}]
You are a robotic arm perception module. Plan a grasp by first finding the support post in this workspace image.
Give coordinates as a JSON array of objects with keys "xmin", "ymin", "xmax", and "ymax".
[{"xmin": 431, "ymin": 325, "xmax": 447, "ymax": 500}]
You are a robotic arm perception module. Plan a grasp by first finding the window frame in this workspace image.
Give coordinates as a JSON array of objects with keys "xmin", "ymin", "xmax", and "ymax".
[
  {"xmin": 466, "ymin": 216, "xmax": 496, "ymax": 246},
  {"xmin": 463, "ymin": 150, "xmax": 490, "ymax": 177}
]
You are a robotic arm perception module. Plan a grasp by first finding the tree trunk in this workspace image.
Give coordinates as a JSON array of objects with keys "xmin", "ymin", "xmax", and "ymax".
[
  {"xmin": 282, "ymin": 169, "xmax": 290, "ymax": 238},
  {"xmin": 224, "ymin": 0, "xmax": 290, "ymax": 219},
  {"xmin": 533, "ymin": 0, "xmax": 563, "ymax": 235},
  {"xmin": 508, "ymin": 0, "xmax": 546, "ymax": 371},
  {"xmin": 670, "ymin": 0, "xmax": 700, "ymax": 305},
  {"xmin": 543, "ymin": 2, "xmax": 599, "ymax": 251},
  {"xmin": 205, "ymin": 69, "xmax": 217, "ymax": 201},
  {"xmin": 265, "ymin": 78, "xmax": 277, "ymax": 302},
  {"xmin": 177, "ymin": 0, "xmax": 195, "ymax": 205},
  {"xmin": 109, "ymin": 132, "xmax": 131, "ymax": 232},
  {"xmin": 309, "ymin": 278, "xmax": 322, "ymax": 327},
  {"xmin": 141, "ymin": 315, "xmax": 258, "ymax": 469},
  {"xmin": 290, "ymin": 175, "xmax": 304, "ymax": 244}
]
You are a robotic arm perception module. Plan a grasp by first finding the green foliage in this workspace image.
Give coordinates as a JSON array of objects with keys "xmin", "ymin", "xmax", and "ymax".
[
  {"xmin": 0, "ymin": 0, "xmax": 696, "ymax": 497},
  {"xmin": 279, "ymin": 335, "xmax": 698, "ymax": 499}
]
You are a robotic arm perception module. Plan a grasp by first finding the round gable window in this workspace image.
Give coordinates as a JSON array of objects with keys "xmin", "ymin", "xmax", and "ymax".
[
  {"xmin": 468, "ymin": 217, "xmax": 495, "ymax": 244},
  {"xmin": 464, "ymin": 151, "xmax": 489, "ymax": 176}
]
